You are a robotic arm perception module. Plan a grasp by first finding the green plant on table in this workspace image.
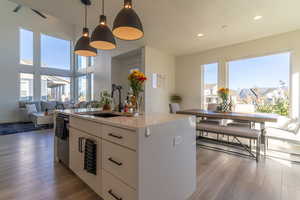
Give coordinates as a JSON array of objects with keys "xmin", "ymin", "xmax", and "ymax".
[
  {"xmin": 170, "ymin": 94, "xmax": 182, "ymax": 103},
  {"xmin": 99, "ymin": 90, "xmax": 112, "ymax": 107}
]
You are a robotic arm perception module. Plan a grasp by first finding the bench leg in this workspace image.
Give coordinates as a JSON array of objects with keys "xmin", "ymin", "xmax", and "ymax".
[
  {"xmin": 256, "ymin": 137, "xmax": 261, "ymax": 162},
  {"xmin": 260, "ymin": 122, "xmax": 267, "ymax": 156}
]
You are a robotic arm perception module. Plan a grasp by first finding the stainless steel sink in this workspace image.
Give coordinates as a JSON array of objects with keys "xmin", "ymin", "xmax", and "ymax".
[{"xmin": 90, "ymin": 113, "xmax": 121, "ymax": 118}]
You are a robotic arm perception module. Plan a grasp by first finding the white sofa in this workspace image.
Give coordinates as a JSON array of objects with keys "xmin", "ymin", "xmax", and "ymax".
[{"xmin": 266, "ymin": 116, "xmax": 300, "ymax": 145}]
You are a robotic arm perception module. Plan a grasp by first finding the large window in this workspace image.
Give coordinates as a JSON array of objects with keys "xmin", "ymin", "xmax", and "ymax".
[
  {"xmin": 202, "ymin": 63, "xmax": 218, "ymax": 109},
  {"xmin": 77, "ymin": 75, "xmax": 87, "ymax": 102},
  {"xmin": 229, "ymin": 52, "xmax": 290, "ymax": 116},
  {"xmin": 41, "ymin": 75, "xmax": 71, "ymax": 102},
  {"xmin": 20, "ymin": 73, "xmax": 34, "ymax": 101},
  {"xmin": 41, "ymin": 34, "xmax": 71, "ymax": 70},
  {"xmin": 20, "ymin": 28, "xmax": 33, "ymax": 65}
]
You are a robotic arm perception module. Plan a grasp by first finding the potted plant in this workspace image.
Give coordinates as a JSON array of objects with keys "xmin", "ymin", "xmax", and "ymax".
[
  {"xmin": 170, "ymin": 94, "xmax": 182, "ymax": 104},
  {"xmin": 100, "ymin": 90, "xmax": 112, "ymax": 111},
  {"xmin": 128, "ymin": 70, "xmax": 147, "ymax": 115}
]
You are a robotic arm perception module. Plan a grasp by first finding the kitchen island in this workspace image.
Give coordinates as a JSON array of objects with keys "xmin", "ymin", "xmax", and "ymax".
[{"xmin": 54, "ymin": 109, "xmax": 196, "ymax": 200}]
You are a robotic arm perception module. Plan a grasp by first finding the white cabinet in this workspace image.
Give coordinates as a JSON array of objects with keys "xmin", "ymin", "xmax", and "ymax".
[
  {"xmin": 102, "ymin": 170, "xmax": 136, "ymax": 200},
  {"xmin": 67, "ymin": 115, "xmax": 196, "ymax": 200},
  {"xmin": 69, "ymin": 127, "xmax": 102, "ymax": 196},
  {"xmin": 69, "ymin": 127, "xmax": 85, "ymax": 176},
  {"xmin": 102, "ymin": 140, "xmax": 137, "ymax": 189},
  {"xmin": 102, "ymin": 125, "xmax": 137, "ymax": 150},
  {"xmin": 69, "ymin": 117, "xmax": 137, "ymax": 199}
]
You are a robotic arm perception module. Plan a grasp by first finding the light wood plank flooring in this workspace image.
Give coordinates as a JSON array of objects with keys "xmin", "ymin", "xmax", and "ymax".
[{"xmin": 0, "ymin": 130, "xmax": 300, "ymax": 200}]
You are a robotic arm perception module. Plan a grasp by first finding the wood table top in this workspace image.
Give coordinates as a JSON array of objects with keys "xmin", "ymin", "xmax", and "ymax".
[{"xmin": 177, "ymin": 109, "xmax": 278, "ymax": 123}]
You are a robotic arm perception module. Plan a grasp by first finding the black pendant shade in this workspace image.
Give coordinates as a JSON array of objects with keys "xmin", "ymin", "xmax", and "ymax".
[
  {"xmin": 74, "ymin": 6, "xmax": 97, "ymax": 57},
  {"xmin": 75, "ymin": 28, "xmax": 97, "ymax": 57},
  {"xmin": 113, "ymin": 0, "xmax": 144, "ymax": 41},
  {"xmin": 90, "ymin": 15, "xmax": 116, "ymax": 50}
]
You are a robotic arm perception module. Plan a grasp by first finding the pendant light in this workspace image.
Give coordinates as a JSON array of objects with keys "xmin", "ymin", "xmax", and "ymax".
[
  {"xmin": 113, "ymin": 0, "xmax": 144, "ymax": 41},
  {"xmin": 90, "ymin": 0, "xmax": 116, "ymax": 50},
  {"xmin": 74, "ymin": 5, "xmax": 97, "ymax": 57}
]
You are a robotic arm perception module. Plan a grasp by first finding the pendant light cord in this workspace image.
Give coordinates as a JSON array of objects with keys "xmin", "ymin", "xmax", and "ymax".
[
  {"xmin": 85, "ymin": 5, "xmax": 87, "ymax": 28},
  {"xmin": 102, "ymin": 0, "xmax": 104, "ymax": 15}
]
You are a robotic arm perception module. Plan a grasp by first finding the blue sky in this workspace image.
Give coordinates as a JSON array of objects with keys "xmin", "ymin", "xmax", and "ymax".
[
  {"xmin": 204, "ymin": 63, "xmax": 218, "ymax": 84},
  {"xmin": 204, "ymin": 52, "xmax": 290, "ymax": 90},
  {"xmin": 20, "ymin": 29, "xmax": 70, "ymax": 70},
  {"xmin": 20, "ymin": 29, "xmax": 33, "ymax": 63}
]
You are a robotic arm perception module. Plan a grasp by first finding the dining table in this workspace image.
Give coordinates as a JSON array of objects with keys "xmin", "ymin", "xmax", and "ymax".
[{"xmin": 176, "ymin": 109, "xmax": 278, "ymax": 155}]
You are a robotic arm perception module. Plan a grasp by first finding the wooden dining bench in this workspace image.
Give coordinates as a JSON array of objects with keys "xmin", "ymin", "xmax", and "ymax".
[{"xmin": 197, "ymin": 122, "xmax": 261, "ymax": 162}]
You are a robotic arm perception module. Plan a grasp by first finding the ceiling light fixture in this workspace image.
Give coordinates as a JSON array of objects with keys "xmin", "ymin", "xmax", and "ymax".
[
  {"xmin": 253, "ymin": 15, "xmax": 263, "ymax": 20},
  {"xmin": 74, "ymin": 4, "xmax": 97, "ymax": 57},
  {"xmin": 197, "ymin": 33, "xmax": 204, "ymax": 37},
  {"xmin": 90, "ymin": 0, "xmax": 116, "ymax": 50},
  {"xmin": 113, "ymin": 0, "xmax": 144, "ymax": 40}
]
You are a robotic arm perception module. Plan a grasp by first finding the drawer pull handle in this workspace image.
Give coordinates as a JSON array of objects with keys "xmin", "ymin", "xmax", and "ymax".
[
  {"xmin": 108, "ymin": 157, "xmax": 123, "ymax": 166},
  {"xmin": 108, "ymin": 133, "xmax": 123, "ymax": 139},
  {"xmin": 108, "ymin": 189, "xmax": 122, "ymax": 200}
]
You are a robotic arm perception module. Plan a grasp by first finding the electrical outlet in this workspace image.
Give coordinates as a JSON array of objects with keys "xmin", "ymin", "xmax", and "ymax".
[{"xmin": 173, "ymin": 136, "xmax": 183, "ymax": 146}]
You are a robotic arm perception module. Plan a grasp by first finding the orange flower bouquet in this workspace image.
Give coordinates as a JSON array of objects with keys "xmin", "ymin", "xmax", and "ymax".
[
  {"xmin": 218, "ymin": 88, "xmax": 229, "ymax": 101},
  {"xmin": 217, "ymin": 88, "xmax": 232, "ymax": 112},
  {"xmin": 128, "ymin": 70, "xmax": 147, "ymax": 115},
  {"xmin": 128, "ymin": 70, "xmax": 147, "ymax": 96}
]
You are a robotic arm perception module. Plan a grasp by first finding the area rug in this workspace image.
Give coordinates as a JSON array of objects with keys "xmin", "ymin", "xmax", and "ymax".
[{"xmin": 0, "ymin": 122, "xmax": 52, "ymax": 136}]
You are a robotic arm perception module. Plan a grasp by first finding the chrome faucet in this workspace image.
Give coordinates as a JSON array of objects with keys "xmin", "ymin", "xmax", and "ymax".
[{"xmin": 111, "ymin": 84, "xmax": 123, "ymax": 112}]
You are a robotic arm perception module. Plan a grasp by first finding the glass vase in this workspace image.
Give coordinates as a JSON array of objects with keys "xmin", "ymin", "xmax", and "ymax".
[
  {"xmin": 131, "ymin": 92, "xmax": 143, "ymax": 117},
  {"xmin": 218, "ymin": 99, "xmax": 232, "ymax": 112}
]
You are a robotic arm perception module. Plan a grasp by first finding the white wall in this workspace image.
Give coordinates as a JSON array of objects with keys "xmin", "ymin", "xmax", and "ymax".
[
  {"xmin": 176, "ymin": 30, "xmax": 300, "ymax": 118},
  {"xmin": 93, "ymin": 51, "xmax": 112, "ymax": 100},
  {"xmin": 92, "ymin": 46, "xmax": 175, "ymax": 114},
  {"xmin": 0, "ymin": 0, "xmax": 75, "ymax": 123},
  {"xmin": 111, "ymin": 49, "xmax": 144, "ymax": 102},
  {"xmin": 145, "ymin": 46, "xmax": 176, "ymax": 114}
]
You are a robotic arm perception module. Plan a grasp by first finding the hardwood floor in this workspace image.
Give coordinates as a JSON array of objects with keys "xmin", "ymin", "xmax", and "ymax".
[{"xmin": 0, "ymin": 130, "xmax": 300, "ymax": 200}]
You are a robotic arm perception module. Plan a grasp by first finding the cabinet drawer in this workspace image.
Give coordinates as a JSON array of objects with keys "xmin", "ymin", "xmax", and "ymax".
[
  {"xmin": 102, "ymin": 140, "xmax": 137, "ymax": 189},
  {"xmin": 102, "ymin": 170, "xmax": 136, "ymax": 200},
  {"xmin": 70, "ymin": 117, "xmax": 101, "ymax": 137},
  {"xmin": 102, "ymin": 125, "xmax": 137, "ymax": 150}
]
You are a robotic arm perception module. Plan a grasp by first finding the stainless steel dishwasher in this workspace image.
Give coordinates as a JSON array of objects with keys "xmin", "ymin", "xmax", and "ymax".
[{"xmin": 55, "ymin": 113, "xmax": 69, "ymax": 167}]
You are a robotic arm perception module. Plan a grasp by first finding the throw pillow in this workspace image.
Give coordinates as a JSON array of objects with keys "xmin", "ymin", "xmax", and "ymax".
[{"xmin": 26, "ymin": 104, "xmax": 37, "ymax": 114}]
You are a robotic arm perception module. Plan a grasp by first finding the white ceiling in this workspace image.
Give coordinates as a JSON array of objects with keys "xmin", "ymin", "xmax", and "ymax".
[{"xmin": 9, "ymin": 0, "xmax": 300, "ymax": 56}]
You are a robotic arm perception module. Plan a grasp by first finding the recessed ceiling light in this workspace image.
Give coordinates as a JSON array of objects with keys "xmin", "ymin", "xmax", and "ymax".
[
  {"xmin": 221, "ymin": 25, "xmax": 228, "ymax": 29},
  {"xmin": 253, "ymin": 15, "xmax": 263, "ymax": 20},
  {"xmin": 197, "ymin": 33, "xmax": 204, "ymax": 37}
]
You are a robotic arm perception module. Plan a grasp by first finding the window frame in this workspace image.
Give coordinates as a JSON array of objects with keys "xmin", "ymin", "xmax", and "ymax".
[
  {"xmin": 74, "ymin": 54, "xmax": 95, "ymax": 102},
  {"xmin": 75, "ymin": 75, "xmax": 88, "ymax": 102},
  {"xmin": 40, "ymin": 33, "xmax": 72, "ymax": 71},
  {"xmin": 19, "ymin": 72, "xmax": 34, "ymax": 101},
  {"xmin": 40, "ymin": 75, "xmax": 72, "ymax": 102},
  {"xmin": 76, "ymin": 55, "xmax": 95, "ymax": 72},
  {"xmin": 18, "ymin": 27, "xmax": 74, "ymax": 102},
  {"xmin": 19, "ymin": 28, "xmax": 34, "ymax": 66},
  {"xmin": 201, "ymin": 62, "xmax": 219, "ymax": 109},
  {"xmin": 226, "ymin": 51, "xmax": 292, "ymax": 116}
]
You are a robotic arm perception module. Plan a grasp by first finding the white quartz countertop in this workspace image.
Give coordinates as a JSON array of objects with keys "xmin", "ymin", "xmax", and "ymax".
[{"xmin": 55, "ymin": 108, "xmax": 194, "ymax": 129}]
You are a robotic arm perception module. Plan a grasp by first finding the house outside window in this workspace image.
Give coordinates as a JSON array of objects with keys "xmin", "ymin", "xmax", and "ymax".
[
  {"xmin": 228, "ymin": 52, "xmax": 290, "ymax": 116},
  {"xmin": 41, "ymin": 75, "xmax": 71, "ymax": 102},
  {"xmin": 202, "ymin": 63, "xmax": 218, "ymax": 109},
  {"xmin": 20, "ymin": 73, "xmax": 34, "ymax": 101}
]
